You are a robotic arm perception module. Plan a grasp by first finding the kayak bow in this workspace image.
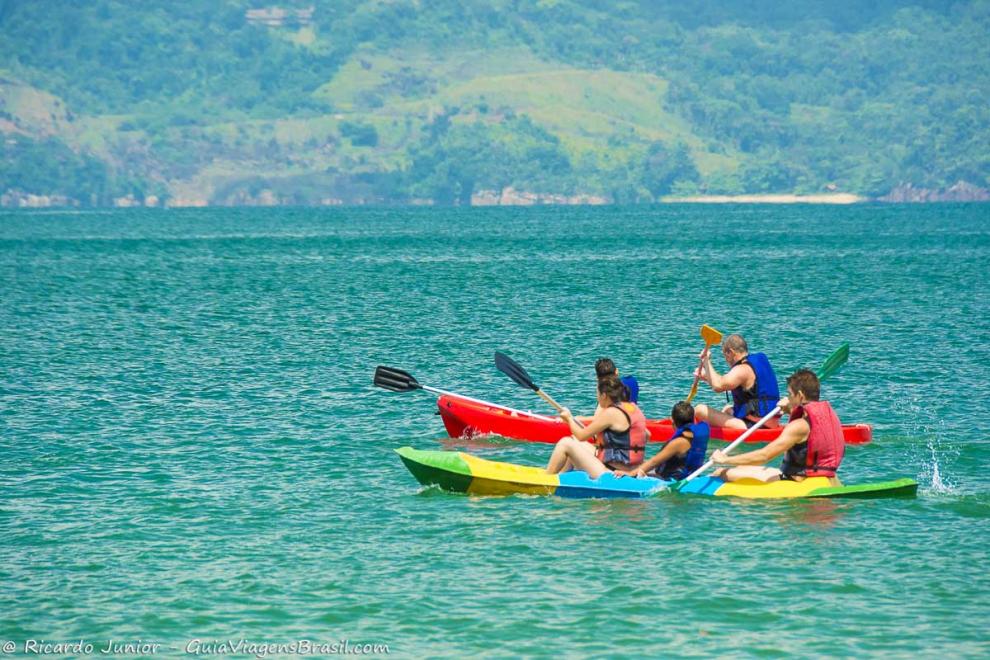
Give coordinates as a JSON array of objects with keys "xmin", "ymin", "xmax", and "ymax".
[{"xmin": 396, "ymin": 447, "xmax": 666, "ymax": 498}]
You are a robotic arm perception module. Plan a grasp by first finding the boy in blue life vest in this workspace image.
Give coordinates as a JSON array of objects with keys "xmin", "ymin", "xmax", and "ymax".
[
  {"xmin": 693, "ymin": 333, "xmax": 780, "ymax": 430},
  {"xmin": 595, "ymin": 357, "xmax": 639, "ymax": 404},
  {"xmin": 614, "ymin": 401, "xmax": 709, "ymax": 480},
  {"xmin": 710, "ymin": 369, "xmax": 845, "ymax": 483}
]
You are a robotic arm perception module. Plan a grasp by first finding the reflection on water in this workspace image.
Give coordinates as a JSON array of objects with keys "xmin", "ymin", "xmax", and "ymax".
[
  {"xmin": 437, "ymin": 434, "xmax": 522, "ymax": 451},
  {"xmin": 581, "ymin": 497, "xmax": 656, "ymax": 526},
  {"xmin": 774, "ymin": 499, "xmax": 847, "ymax": 529}
]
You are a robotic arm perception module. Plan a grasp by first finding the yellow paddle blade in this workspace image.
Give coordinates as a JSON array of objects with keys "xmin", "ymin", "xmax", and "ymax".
[
  {"xmin": 701, "ymin": 324, "xmax": 723, "ymax": 345},
  {"xmin": 687, "ymin": 325, "xmax": 722, "ymax": 402}
]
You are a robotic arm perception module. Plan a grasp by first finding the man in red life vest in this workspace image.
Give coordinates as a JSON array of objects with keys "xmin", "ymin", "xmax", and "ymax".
[
  {"xmin": 710, "ymin": 369, "xmax": 845, "ymax": 483},
  {"xmin": 694, "ymin": 334, "xmax": 781, "ymax": 430}
]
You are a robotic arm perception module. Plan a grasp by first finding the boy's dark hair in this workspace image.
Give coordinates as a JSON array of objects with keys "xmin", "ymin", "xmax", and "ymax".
[
  {"xmin": 671, "ymin": 401, "xmax": 695, "ymax": 428},
  {"xmin": 786, "ymin": 369, "xmax": 821, "ymax": 401},
  {"xmin": 597, "ymin": 374, "xmax": 627, "ymax": 402},
  {"xmin": 595, "ymin": 357, "xmax": 618, "ymax": 379}
]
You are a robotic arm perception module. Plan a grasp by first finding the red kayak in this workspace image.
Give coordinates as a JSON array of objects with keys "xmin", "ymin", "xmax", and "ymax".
[{"xmin": 436, "ymin": 394, "xmax": 872, "ymax": 445}]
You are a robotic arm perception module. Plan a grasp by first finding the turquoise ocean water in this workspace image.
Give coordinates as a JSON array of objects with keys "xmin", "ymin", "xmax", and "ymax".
[{"xmin": 1, "ymin": 205, "xmax": 988, "ymax": 657}]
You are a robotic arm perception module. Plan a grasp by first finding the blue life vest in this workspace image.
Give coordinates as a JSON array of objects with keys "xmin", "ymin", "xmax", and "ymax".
[
  {"xmin": 654, "ymin": 422, "xmax": 710, "ymax": 481},
  {"xmin": 730, "ymin": 353, "xmax": 780, "ymax": 420},
  {"xmin": 620, "ymin": 375, "xmax": 639, "ymax": 404}
]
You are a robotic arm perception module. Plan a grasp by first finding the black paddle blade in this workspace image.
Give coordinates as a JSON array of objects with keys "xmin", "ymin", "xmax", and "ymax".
[
  {"xmin": 494, "ymin": 351, "xmax": 539, "ymax": 391},
  {"xmin": 373, "ymin": 365, "xmax": 422, "ymax": 392}
]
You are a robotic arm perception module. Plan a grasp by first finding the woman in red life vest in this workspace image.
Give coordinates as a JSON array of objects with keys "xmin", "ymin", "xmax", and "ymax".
[
  {"xmin": 545, "ymin": 375, "xmax": 648, "ymax": 479},
  {"xmin": 710, "ymin": 369, "xmax": 845, "ymax": 483}
]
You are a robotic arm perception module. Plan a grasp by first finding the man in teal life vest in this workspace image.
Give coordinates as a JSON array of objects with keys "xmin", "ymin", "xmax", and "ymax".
[
  {"xmin": 694, "ymin": 334, "xmax": 780, "ymax": 430},
  {"xmin": 709, "ymin": 369, "xmax": 845, "ymax": 483}
]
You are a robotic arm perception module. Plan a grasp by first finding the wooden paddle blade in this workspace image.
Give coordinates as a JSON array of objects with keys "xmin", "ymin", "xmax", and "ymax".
[
  {"xmin": 700, "ymin": 324, "xmax": 723, "ymax": 345},
  {"xmin": 373, "ymin": 365, "xmax": 422, "ymax": 392},
  {"xmin": 494, "ymin": 351, "xmax": 539, "ymax": 391},
  {"xmin": 817, "ymin": 343, "xmax": 850, "ymax": 381}
]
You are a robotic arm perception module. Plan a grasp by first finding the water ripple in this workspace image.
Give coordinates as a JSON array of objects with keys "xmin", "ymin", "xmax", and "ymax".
[{"xmin": 1, "ymin": 205, "xmax": 988, "ymax": 656}]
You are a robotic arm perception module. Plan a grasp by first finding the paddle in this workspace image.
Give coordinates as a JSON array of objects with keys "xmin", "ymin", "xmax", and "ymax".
[
  {"xmin": 816, "ymin": 342, "xmax": 849, "ymax": 382},
  {"xmin": 687, "ymin": 324, "xmax": 723, "ymax": 403},
  {"xmin": 373, "ymin": 365, "xmax": 556, "ymax": 421},
  {"xmin": 493, "ymin": 351, "xmax": 569, "ymax": 414},
  {"xmin": 676, "ymin": 343, "xmax": 850, "ymax": 485}
]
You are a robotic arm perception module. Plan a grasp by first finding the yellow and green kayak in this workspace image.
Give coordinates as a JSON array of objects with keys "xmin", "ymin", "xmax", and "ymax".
[{"xmin": 396, "ymin": 447, "xmax": 918, "ymax": 500}]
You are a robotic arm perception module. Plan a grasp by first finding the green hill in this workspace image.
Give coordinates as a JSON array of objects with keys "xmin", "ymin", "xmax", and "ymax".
[{"xmin": 0, "ymin": 0, "xmax": 987, "ymax": 206}]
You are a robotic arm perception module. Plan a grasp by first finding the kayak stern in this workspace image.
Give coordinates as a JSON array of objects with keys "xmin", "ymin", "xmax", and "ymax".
[{"xmin": 676, "ymin": 475, "xmax": 919, "ymax": 499}]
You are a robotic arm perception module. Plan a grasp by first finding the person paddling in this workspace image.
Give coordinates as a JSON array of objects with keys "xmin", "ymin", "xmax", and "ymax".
[
  {"xmin": 614, "ymin": 401, "xmax": 709, "ymax": 480},
  {"xmin": 595, "ymin": 357, "xmax": 639, "ymax": 404},
  {"xmin": 545, "ymin": 375, "xmax": 647, "ymax": 479},
  {"xmin": 710, "ymin": 369, "xmax": 845, "ymax": 483},
  {"xmin": 694, "ymin": 333, "xmax": 780, "ymax": 430}
]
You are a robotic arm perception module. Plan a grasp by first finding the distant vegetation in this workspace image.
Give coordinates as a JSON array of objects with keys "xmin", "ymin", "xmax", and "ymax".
[{"xmin": 0, "ymin": 0, "xmax": 987, "ymax": 205}]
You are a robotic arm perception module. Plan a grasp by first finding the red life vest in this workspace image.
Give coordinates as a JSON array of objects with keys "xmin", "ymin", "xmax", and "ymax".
[
  {"xmin": 781, "ymin": 400, "xmax": 845, "ymax": 478},
  {"xmin": 596, "ymin": 401, "xmax": 647, "ymax": 466}
]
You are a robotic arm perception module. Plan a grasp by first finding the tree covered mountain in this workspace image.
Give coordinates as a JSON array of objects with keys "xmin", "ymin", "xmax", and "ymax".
[{"xmin": 1, "ymin": 0, "xmax": 988, "ymax": 205}]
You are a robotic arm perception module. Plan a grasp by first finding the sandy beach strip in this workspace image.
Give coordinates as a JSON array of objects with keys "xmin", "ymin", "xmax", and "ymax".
[{"xmin": 662, "ymin": 193, "xmax": 865, "ymax": 204}]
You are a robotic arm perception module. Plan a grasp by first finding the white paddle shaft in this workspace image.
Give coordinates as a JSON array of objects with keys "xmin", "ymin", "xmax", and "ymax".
[
  {"xmin": 682, "ymin": 405, "xmax": 782, "ymax": 482},
  {"xmin": 536, "ymin": 389, "xmax": 590, "ymax": 431},
  {"xmin": 420, "ymin": 385, "xmax": 557, "ymax": 422}
]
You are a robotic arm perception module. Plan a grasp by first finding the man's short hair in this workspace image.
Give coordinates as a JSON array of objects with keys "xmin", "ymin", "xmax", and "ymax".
[
  {"xmin": 786, "ymin": 369, "xmax": 821, "ymax": 401},
  {"xmin": 723, "ymin": 334, "xmax": 748, "ymax": 354}
]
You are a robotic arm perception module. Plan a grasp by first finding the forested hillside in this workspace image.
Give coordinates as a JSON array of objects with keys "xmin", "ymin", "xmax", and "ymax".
[{"xmin": 1, "ymin": 0, "xmax": 988, "ymax": 206}]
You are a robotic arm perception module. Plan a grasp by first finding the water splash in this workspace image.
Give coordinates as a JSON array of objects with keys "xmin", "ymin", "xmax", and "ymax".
[
  {"xmin": 924, "ymin": 433, "xmax": 954, "ymax": 493},
  {"xmin": 902, "ymin": 396, "xmax": 957, "ymax": 494}
]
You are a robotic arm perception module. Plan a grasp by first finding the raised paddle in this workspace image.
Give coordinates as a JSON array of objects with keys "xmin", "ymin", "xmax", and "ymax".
[
  {"xmin": 494, "ymin": 351, "xmax": 569, "ymax": 414},
  {"xmin": 687, "ymin": 324, "xmax": 723, "ymax": 403},
  {"xmin": 675, "ymin": 343, "xmax": 850, "ymax": 486},
  {"xmin": 816, "ymin": 342, "xmax": 849, "ymax": 382},
  {"xmin": 373, "ymin": 365, "xmax": 556, "ymax": 421}
]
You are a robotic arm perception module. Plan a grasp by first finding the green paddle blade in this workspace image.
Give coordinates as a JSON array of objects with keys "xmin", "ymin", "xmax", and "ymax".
[
  {"xmin": 495, "ymin": 351, "xmax": 540, "ymax": 392},
  {"xmin": 373, "ymin": 365, "xmax": 422, "ymax": 392},
  {"xmin": 816, "ymin": 343, "xmax": 849, "ymax": 382}
]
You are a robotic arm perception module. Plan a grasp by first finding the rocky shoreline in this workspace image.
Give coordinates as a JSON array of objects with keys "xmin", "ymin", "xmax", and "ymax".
[
  {"xmin": 2, "ymin": 181, "xmax": 988, "ymax": 208},
  {"xmin": 876, "ymin": 181, "xmax": 990, "ymax": 203}
]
